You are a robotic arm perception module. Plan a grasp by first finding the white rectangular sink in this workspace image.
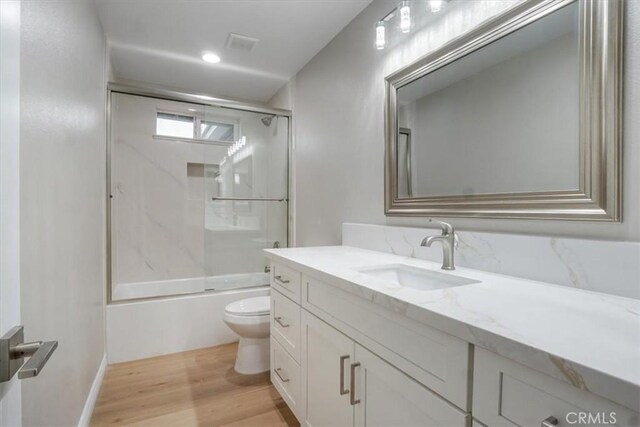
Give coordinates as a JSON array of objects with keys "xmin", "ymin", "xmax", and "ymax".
[{"xmin": 356, "ymin": 264, "xmax": 480, "ymax": 291}]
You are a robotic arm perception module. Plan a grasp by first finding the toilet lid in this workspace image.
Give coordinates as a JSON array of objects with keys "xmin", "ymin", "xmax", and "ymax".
[{"xmin": 225, "ymin": 296, "xmax": 270, "ymax": 316}]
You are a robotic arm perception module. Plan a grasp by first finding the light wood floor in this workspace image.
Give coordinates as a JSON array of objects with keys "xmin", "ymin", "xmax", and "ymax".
[{"xmin": 91, "ymin": 343, "xmax": 299, "ymax": 427}]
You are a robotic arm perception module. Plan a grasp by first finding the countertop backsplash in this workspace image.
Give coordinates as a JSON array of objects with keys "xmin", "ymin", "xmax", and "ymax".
[{"xmin": 342, "ymin": 223, "xmax": 640, "ymax": 300}]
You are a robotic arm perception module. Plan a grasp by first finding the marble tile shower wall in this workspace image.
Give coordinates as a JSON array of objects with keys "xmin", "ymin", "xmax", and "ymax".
[{"xmin": 342, "ymin": 223, "xmax": 640, "ymax": 299}]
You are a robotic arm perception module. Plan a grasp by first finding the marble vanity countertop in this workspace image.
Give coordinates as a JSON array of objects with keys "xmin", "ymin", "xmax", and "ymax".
[{"xmin": 264, "ymin": 245, "xmax": 640, "ymax": 411}]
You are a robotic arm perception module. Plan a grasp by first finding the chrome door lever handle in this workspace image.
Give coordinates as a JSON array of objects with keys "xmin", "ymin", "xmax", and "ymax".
[
  {"xmin": 15, "ymin": 341, "xmax": 58, "ymax": 379},
  {"xmin": 0, "ymin": 325, "xmax": 58, "ymax": 382}
]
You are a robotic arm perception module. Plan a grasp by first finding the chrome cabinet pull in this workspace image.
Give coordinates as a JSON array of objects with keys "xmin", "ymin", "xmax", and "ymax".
[
  {"xmin": 274, "ymin": 367, "xmax": 290, "ymax": 383},
  {"xmin": 541, "ymin": 416, "xmax": 558, "ymax": 427},
  {"xmin": 339, "ymin": 355, "xmax": 350, "ymax": 395},
  {"xmin": 350, "ymin": 362, "xmax": 361, "ymax": 405},
  {"xmin": 274, "ymin": 316, "xmax": 290, "ymax": 328},
  {"xmin": 274, "ymin": 275, "xmax": 290, "ymax": 284}
]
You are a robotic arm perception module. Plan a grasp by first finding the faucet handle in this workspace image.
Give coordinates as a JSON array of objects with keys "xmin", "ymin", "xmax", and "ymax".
[{"xmin": 429, "ymin": 219, "xmax": 454, "ymax": 235}]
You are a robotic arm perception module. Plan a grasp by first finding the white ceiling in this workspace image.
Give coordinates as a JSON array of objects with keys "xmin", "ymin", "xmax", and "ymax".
[{"xmin": 95, "ymin": 0, "xmax": 373, "ymax": 103}]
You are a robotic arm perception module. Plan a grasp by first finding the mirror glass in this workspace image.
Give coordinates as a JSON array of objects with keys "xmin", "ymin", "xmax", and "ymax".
[{"xmin": 396, "ymin": 2, "xmax": 580, "ymax": 198}]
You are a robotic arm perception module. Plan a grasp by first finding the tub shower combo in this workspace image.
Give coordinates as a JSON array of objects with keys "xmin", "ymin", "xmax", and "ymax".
[{"xmin": 106, "ymin": 84, "xmax": 290, "ymax": 365}]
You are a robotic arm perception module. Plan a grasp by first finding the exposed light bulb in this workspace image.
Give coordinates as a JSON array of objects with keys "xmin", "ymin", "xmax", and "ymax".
[
  {"xmin": 399, "ymin": 1, "xmax": 411, "ymax": 33},
  {"xmin": 375, "ymin": 21, "xmax": 386, "ymax": 50},
  {"xmin": 201, "ymin": 52, "xmax": 221, "ymax": 63},
  {"xmin": 429, "ymin": 0, "xmax": 444, "ymax": 12}
]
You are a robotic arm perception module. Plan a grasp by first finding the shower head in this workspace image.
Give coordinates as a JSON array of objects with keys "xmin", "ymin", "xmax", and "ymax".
[{"xmin": 261, "ymin": 115, "xmax": 276, "ymax": 126}]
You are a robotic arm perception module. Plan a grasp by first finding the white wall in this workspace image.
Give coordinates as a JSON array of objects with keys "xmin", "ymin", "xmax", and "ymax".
[
  {"xmin": 291, "ymin": 0, "xmax": 640, "ymax": 246},
  {"xmin": 19, "ymin": 0, "xmax": 107, "ymax": 425}
]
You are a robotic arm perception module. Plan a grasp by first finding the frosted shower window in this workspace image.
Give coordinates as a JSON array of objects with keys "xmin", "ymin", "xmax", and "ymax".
[
  {"xmin": 156, "ymin": 112, "xmax": 194, "ymax": 138},
  {"xmin": 201, "ymin": 121, "xmax": 235, "ymax": 142}
]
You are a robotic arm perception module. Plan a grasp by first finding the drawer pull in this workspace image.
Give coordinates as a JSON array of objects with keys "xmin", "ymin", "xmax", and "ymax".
[
  {"xmin": 274, "ymin": 316, "xmax": 290, "ymax": 328},
  {"xmin": 274, "ymin": 275, "xmax": 290, "ymax": 284},
  {"xmin": 350, "ymin": 362, "xmax": 361, "ymax": 405},
  {"xmin": 541, "ymin": 416, "xmax": 558, "ymax": 427},
  {"xmin": 274, "ymin": 367, "xmax": 290, "ymax": 383},
  {"xmin": 339, "ymin": 355, "xmax": 350, "ymax": 395}
]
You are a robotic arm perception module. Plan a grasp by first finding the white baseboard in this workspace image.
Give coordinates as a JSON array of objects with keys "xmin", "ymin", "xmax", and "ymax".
[{"xmin": 77, "ymin": 353, "xmax": 107, "ymax": 427}]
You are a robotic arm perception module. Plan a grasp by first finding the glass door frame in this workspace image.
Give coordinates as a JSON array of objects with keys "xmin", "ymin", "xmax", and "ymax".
[{"xmin": 105, "ymin": 81, "xmax": 294, "ymax": 304}]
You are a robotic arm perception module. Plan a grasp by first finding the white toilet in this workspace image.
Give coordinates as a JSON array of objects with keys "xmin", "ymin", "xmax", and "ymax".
[{"xmin": 223, "ymin": 296, "xmax": 271, "ymax": 375}]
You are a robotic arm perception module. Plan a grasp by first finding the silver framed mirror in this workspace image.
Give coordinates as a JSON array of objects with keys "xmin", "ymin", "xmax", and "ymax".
[{"xmin": 384, "ymin": 0, "xmax": 622, "ymax": 221}]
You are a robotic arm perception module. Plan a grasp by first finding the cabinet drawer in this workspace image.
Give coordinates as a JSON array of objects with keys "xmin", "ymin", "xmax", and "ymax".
[
  {"xmin": 271, "ymin": 263, "xmax": 301, "ymax": 303},
  {"xmin": 271, "ymin": 289, "xmax": 301, "ymax": 363},
  {"xmin": 473, "ymin": 347, "xmax": 640, "ymax": 427},
  {"xmin": 271, "ymin": 338, "xmax": 301, "ymax": 421},
  {"xmin": 303, "ymin": 275, "xmax": 470, "ymax": 410}
]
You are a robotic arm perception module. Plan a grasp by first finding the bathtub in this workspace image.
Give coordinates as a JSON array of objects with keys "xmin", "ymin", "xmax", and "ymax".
[
  {"xmin": 112, "ymin": 272, "xmax": 270, "ymax": 301},
  {"xmin": 107, "ymin": 274, "xmax": 270, "ymax": 363}
]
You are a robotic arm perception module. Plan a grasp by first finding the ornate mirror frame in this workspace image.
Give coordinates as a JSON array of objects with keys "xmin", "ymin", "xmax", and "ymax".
[{"xmin": 384, "ymin": 0, "xmax": 623, "ymax": 221}]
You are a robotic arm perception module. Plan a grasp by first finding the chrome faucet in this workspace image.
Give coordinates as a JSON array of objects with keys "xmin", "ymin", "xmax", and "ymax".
[{"xmin": 421, "ymin": 219, "xmax": 456, "ymax": 270}]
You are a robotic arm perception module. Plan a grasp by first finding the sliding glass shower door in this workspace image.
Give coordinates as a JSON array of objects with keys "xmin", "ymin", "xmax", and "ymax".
[
  {"xmin": 202, "ymin": 106, "xmax": 289, "ymax": 291},
  {"xmin": 109, "ymin": 90, "xmax": 289, "ymax": 301}
]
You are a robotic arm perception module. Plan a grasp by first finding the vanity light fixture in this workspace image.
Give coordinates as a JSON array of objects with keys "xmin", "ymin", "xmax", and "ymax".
[
  {"xmin": 429, "ymin": 0, "xmax": 444, "ymax": 13},
  {"xmin": 377, "ymin": 0, "xmax": 445, "ymax": 50},
  {"xmin": 376, "ymin": 21, "xmax": 387, "ymax": 50},
  {"xmin": 399, "ymin": 1, "xmax": 411, "ymax": 33},
  {"xmin": 202, "ymin": 52, "xmax": 221, "ymax": 64}
]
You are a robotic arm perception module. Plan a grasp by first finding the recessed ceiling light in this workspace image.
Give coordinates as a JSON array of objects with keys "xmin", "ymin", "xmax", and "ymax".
[{"xmin": 202, "ymin": 52, "xmax": 221, "ymax": 63}]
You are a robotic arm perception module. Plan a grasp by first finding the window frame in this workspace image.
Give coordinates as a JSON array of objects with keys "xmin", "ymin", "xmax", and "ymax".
[{"xmin": 154, "ymin": 109, "xmax": 240, "ymax": 145}]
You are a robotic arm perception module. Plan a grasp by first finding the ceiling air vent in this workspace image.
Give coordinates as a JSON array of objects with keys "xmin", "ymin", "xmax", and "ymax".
[{"xmin": 226, "ymin": 33, "xmax": 259, "ymax": 52}]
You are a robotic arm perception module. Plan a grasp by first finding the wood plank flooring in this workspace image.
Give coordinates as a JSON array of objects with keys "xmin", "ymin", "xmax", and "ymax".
[{"xmin": 91, "ymin": 343, "xmax": 299, "ymax": 427}]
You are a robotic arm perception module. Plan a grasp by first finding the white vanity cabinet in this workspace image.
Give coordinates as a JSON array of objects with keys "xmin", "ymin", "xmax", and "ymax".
[
  {"xmin": 268, "ymin": 259, "xmax": 639, "ymax": 427},
  {"xmin": 473, "ymin": 348, "xmax": 640, "ymax": 427},
  {"xmin": 301, "ymin": 309, "xmax": 468, "ymax": 427},
  {"xmin": 270, "ymin": 262, "xmax": 470, "ymax": 426}
]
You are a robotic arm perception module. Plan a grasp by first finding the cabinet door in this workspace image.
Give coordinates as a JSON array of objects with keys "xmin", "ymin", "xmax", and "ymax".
[
  {"xmin": 353, "ymin": 344, "xmax": 469, "ymax": 427},
  {"xmin": 303, "ymin": 311, "xmax": 355, "ymax": 427}
]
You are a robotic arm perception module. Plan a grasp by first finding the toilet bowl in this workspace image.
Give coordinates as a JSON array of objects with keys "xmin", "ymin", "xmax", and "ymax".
[{"xmin": 223, "ymin": 296, "xmax": 271, "ymax": 375}]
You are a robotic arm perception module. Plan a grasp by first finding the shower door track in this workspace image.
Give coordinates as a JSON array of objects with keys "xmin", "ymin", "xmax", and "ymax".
[
  {"xmin": 212, "ymin": 197, "xmax": 287, "ymax": 202},
  {"xmin": 106, "ymin": 81, "xmax": 294, "ymax": 304}
]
